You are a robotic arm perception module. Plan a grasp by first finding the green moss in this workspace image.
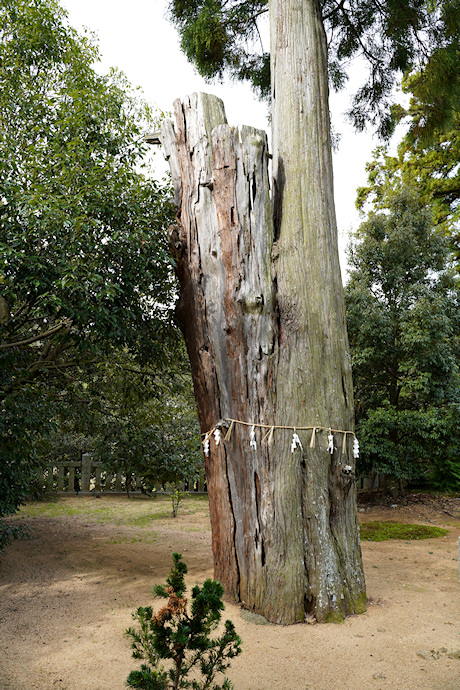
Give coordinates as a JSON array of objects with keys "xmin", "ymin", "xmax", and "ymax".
[
  {"xmin": 360, "ymin": 521, "xmax": 449, "ymax": 541},
  {"xmin": 240, "ymin": 610, "xmax": 273, "ymax": 626},
  {"xmin": 322, "ymin": 609, "xmax": 345, "ymax": 624},
  {"xmin": 351, "ymin": 591, "xmax": 368, "ymax": 614},
  {"xmin": 321, "ymin": 590, "xmax": 367, "ymax": 623}
]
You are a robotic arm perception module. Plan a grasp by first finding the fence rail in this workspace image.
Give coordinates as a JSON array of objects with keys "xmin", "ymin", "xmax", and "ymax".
[
  {"xmin": 42, "ymin": 453, "xmax": 383, "ymax": 496},
  {"xmin": 43, "ymin": 453, "xmax": 207, "ymax": 495}
]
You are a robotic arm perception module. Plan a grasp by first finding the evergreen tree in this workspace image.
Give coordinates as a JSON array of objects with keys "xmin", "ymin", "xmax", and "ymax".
[
  {"xmin": 161, "ymin": 0, "xmax": 368, "ymax": 623},
  {"xmin": 346, "ymin": 189, "xmax": 460, "ymax": 488},
  {"xmin": 356, "ymin": 79, "xmax": 459, "ymax": 257},
  {"xmin": 0, "ymin": 0, "xmax": 177, "ymax": 545},
  {"xmin": 168, "ymin": 0, "xmax": 459, "ymax": 138},
  {"xmin": 126, "ymin": 553, "xmax": 242, "ymax": 690},
  {"xmin": 163, "ymin": 2, "xmax": 459, "ymax": 628}
]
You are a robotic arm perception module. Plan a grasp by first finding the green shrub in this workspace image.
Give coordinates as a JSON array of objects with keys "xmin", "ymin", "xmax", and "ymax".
[{"xmin": 126, "ymin": 553, "xmax": 242, "ymax": 689}]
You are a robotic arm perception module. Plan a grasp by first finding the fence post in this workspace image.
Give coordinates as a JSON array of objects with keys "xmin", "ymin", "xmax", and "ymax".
[
  {"xmin": 94, "ymin": 465, "xmax": 102, "ymax": 492},
  {"xmin": 57, "ymin": 465, "xmax": 65, "ymax": 492},
  {"xmin": 68, "ymin": 465, "xmax": 76, "ymax": 493},
  {"xmin": 114, "ymin": 472, "xmax": 122, "ymax": 492},
  {"xmin": 81, "ymin": 453, "xmax": 92, "ymax": 492},
  {"xmin": 102, "ymin": 472, "xmax": 111, "ymax": 492},
  {"xmin": 45, "ymin": 466, "xmax": 54, "ymax": 492}
]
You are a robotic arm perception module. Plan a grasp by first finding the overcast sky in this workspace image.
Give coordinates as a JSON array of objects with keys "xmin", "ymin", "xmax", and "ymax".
[{"xmin": 61, "ymin": 0, "xmax": 385, "ymax": 275}]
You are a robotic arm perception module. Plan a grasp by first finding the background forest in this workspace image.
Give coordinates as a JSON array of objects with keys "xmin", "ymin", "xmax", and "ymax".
[{"xmin": 1, "ymin": 0, "xmax": 459, "ymax": 550}]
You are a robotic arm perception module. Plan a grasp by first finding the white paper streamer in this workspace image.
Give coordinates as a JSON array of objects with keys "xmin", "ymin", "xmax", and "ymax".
[
  {"xmin": 291, "ymin": 429, "xmax": 303, "ymax": 453},
  {"xmin": 353, "ymin": 436, "xmax": 360, "ymax": 459},
  {"xmin": 202, "ymin": 421, "xmax": 358, "ymax": 461}
]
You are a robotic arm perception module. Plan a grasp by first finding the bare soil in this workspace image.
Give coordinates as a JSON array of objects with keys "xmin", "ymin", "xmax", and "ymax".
[{"xmin": 1, "ymin": 493, "xmax": 459, "ymax": 690}]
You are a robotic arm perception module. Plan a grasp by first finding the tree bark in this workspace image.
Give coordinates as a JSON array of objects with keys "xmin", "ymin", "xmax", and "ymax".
[
  {"xmin": 162, "ymin": 94, "xmax": 277, "ymax": 606},
  {"xmin": 267, "ymin": 0, "xmax": 366, "ymax": 621},
  {"xmin": 160, "ymin": 0, "xmax": 366, "ymax": 625}
]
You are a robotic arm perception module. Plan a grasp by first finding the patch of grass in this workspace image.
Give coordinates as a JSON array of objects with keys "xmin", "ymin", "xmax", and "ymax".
[
  {"xmin": 105, "ymin": 535, "xmax": 158, "ymax": 544},
  {"xmin": 360, "ymin": 521, "xmax": 449, "ymax": 541},
  {"xmin": 124, "ymin": 511, "xmax": 171, "ymax": 526},
  {"xmin": 15, "ymin": 502, "xmax": 83, "ymax": 519},
  {"xmin": 16, "ymin": 495, "xmax": 210, "ymax": 528}
]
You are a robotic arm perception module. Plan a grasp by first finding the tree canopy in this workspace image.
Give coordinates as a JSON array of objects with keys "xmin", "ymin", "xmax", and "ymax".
[
  {"xmin": 0, "ymin": 0, "xmax": 181, "ymax": 546},
  {"xmin": 356, "ymin": 72, "xmax": 460, "ymax": 255},
  {"xmin": 350, "ymin": 4, "xmax": 459, "ymax": 488},
  {"xmin": 356, "ymin": 123, "xmax": 459, "ymax": 238},
  {"xmin": 0, "ymin": 0, "xmax": 177, "ymax": 386},
  {"xmin": 345, "ymin": 189, "xmax": 460, "ymax": 487},
  {"xmin": 36, "ymin": 346, "xmax": 202, "ymax": 496},
  {"xmin": 168, "ymin": 0, "xmax": 459, "ymax": 138},
  {"xmin": 89, "ymin": 349, "xmax": 202, "ymax": 494}
]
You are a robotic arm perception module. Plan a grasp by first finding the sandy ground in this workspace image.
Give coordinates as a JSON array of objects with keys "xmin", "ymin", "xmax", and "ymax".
[{"xmin": 0, "ymin": 494, "xmax": 459, "ymax": 690}]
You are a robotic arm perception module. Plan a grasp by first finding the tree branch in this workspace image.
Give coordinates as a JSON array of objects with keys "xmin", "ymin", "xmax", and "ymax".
[
  {"xmin": 0, "ymin": 297, "xmax": 10, "ymax": 325},
  {"xmin": 27, "ymin": 358, "xmax": 98, "ymax": 371},
  {"xmin": 241, "ymin": 7, "xmax": 268, "ymax": 27},
  {"xmin": 0, "ymin": 320, "xmax": 71, "ymax": 350},
  {"xmin": 322, "ymin": 0, "xmax": 346, "ymax": 23}
]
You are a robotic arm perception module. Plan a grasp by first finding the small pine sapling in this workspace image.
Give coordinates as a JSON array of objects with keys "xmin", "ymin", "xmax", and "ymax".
[
  {"xmin": 126, "ymin": 553, "xmax": 242, "ymax": 689},
  {"xmin": 170, "ymin": 485, "xmax": 187, "ymax": 518}
]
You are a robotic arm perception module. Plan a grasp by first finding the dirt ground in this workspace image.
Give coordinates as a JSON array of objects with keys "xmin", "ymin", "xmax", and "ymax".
[{"xmin": 0, "ymin": 493, "xmax": 459, "ymax": 690}]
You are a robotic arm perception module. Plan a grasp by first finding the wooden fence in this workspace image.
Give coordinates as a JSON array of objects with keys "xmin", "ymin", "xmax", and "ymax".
[
  {"xmin": 356, "ymin": 473, "xmax": 385, "ymax": 491},
  {"xmin": 43, "ymin": 453, "xmax": 207, "ymax": 495},
  {"xmin": 42, "ymin": 453, "xmax": 382, "ymax": 495}
]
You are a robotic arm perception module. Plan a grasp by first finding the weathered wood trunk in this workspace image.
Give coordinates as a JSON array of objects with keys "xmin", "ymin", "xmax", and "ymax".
[
  {"xmin": 268, "ymin": 0, "xmax": 366, "ymax": 620},
  {"xmin": 160, "ymin": 0, "xmax": 366, "ymax": 624},
  {"xmin": 162, "ymin": 96, "xmax": 277, "ymax": 607}
]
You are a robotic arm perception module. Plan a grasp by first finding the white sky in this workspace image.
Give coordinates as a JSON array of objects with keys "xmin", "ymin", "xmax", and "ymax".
[{"xmin": 61, "ymin": 0, "xmax": 385, "ymax": 276}]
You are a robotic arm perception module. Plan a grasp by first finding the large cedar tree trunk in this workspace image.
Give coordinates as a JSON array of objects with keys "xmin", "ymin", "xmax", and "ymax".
[{"xmin": 160, "ymin": 0, "xmax": 366, "ymax": 624}]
